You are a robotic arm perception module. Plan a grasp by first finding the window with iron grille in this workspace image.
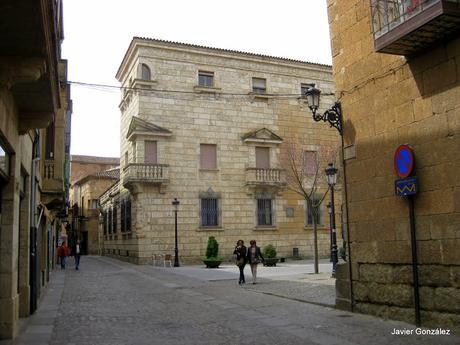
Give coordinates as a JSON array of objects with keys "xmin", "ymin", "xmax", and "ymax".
[
  {"xmin": 108, "ymin": 208, "xmax": 113, "ymax": 234},
  {"xmin": 126, "ymin": 198, "xmax": 132, "ymax": 232},
  {"xmin": 305, "ymin": 198, "xmax": 322, "ymax": 226},
  {"xmin": 103, "ymin": 211, "xmax": 108, "ymax": 235},
  {"xmin": 252, "ymin": 78, "xmax": 266, "ymax": 94},
  {"xmin": 113, "ymin": 204, "xmax": 117, "ymax": 233},
  {"xmin": 300, "ymin": 83, "xmax": 315, "ymax": 97},
  {"xmin": 121, "ymin": 200, "xmax": 125, "ymax": 232},
  {"xmin": 198, "ymin": 71, "xmax": 214, "ymax": 87},
  {"xmin": 257, "ymin": 198, "xmax": 273, "ymax": 226},
  {"xmin": 201, "ymin": 198, "xmax": 219, "ymax": 227}
]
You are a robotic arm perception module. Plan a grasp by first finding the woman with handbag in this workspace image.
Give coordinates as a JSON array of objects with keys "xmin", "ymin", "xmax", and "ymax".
[
  {"xmin": 233, "ymin": 240, "xmax": 247, "ymax": 285},
  {"xmin": 247, "ymin": 240, "xmax": 264, "ymax": 284}
]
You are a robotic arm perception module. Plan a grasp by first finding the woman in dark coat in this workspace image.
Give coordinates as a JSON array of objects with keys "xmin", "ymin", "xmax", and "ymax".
[
  {"xmin": 247, "ymin": 240, "xmax": 264, "ymax": 284},
  {"xmin": 233, "ymin": 240, "xmax": 247, "ymax": 285}
]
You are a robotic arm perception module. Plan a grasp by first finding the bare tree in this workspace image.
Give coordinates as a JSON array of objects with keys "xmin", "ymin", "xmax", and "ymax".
[{"xmin": 283, "ymin": 138, "xmax": 338, "ymax": 274}]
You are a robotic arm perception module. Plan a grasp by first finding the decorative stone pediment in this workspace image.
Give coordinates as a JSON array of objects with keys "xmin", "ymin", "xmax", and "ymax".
[
  {"xmin": 242, "ymin": 128, "xmax": 283, "ymax": 145},
  {"xmin": 126, "ymin": 116, "xmax": 172, "ymax": 141}
]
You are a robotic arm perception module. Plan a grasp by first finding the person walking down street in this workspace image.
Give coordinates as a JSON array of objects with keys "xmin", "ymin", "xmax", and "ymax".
[
  {"xmin": 58, "ymin": 242, "xmax": 68, "ymax": 269},
  {"xmin": 233, "ymin": 240, "xmax": 247, "ymax": 285},
  {"xmin": 247, "ymin": 240, "xmax": 264, "ymax": 284},
  {"xmin": 72, "ymin": 240, "xmax": 81, "ymax": 270}
]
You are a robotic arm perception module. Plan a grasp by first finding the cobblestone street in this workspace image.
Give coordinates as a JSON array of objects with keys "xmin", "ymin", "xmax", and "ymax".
[{"xmin": 3, "ymin": 256, "xmax": 459, "ymax": 345}]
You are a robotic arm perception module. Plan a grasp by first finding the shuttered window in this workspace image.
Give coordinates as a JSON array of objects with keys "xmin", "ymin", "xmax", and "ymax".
[
  {"xmin": 256, "ymin": 147, "xmax": 270, "ymax": 169},
  {"xmin": 200, "ymin": 144, "xmax": 217, "ymax": 170},
  {"xmin": 201, "ymin": 198, "xmax": 219, "ymax": 227},
  {"xmin": 304, "ymin": 150, "xmax": 317, "ymax": 175},
  {"xmin": 145, "ymin": 141, "xmax": 157, "ymax": 164},
  {"xmin": 257, "ymin": 199, "xmax": 273, "ymax": 226}
]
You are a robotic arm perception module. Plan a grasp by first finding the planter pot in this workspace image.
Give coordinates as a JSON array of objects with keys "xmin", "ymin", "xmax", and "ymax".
[
  {"xmin": 263, "ymin": 258, "xmax": 279, "ymax": 267},
  {"xmin": 203, "ymin": 259, "xmax": 222, "ymax": 268}
]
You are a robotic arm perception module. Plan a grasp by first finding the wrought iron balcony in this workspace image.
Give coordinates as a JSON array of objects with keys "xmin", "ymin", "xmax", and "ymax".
[
  {"xmin": 245, "ymin": 168, "xmax": 286, "ymax": 188},
  {"xmin": 371, "ymin": 0, "xmax": 460, "ymax": 55},
  {"xmin": 123, "ymin": 163, "xmax": 169, "ymax": 189}
]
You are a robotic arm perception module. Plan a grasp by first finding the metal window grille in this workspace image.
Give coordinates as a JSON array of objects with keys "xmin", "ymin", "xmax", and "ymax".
[
  {"xmin": 113, "ymin": 205, "xmax": 117, "ymax": 233},
  {"xmin": 257, "ymin": 198, "xmax": 273, "ymax": 226},
  {"xmin": 121, "ymin": 200, "xmax": 125, "ymax": 233},
  {"xmin": 201, "ymin": 198, "xmax": 219, "ymax": 226},
  {"xmin": 108, "ymin": 209, "xmax": 113, "ymax": 234},
  {"xmin": 198, "ymin": 71, "xmax": 214, "ymax": 87},
  {"xmin": 306, "ymin": 199, "xmax": 322, "ymax": 225},
  {"xmin": 126, "ymin": 199, "xmax": 132, "ymax": 232},
  {"xmin": 103, "ymin": 211, "xmax": 108, "ymax": 235}
]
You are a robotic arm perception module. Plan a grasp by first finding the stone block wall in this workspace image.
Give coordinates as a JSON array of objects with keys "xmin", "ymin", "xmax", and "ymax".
[{"xmin": 327, "ymin": 0, "xmax": 460, "ymax": 327}]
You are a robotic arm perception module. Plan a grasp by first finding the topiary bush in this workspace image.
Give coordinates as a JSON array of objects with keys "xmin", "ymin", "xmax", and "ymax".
[
  {"xmin": 263, "ymin": 244, "xmax": 277, "ymax": 258},
  {"xmin": 205, "ymin": 236, "xmax": 219, "ymax": 259}
]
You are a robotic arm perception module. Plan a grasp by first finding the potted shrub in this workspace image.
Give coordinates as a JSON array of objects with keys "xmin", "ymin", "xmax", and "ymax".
[
  {"xmin": 262, "ymin": 244, "xmax": 279, "ymax": 267},
  {"xmin": 202, "ymin": 236, "xmax": 223, "ymax": 268}
]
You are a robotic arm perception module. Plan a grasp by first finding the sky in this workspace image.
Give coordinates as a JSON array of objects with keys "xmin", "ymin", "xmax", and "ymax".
[{"xmin": 62, "ymin": 0, "xmax": 332, "ymax": 158}]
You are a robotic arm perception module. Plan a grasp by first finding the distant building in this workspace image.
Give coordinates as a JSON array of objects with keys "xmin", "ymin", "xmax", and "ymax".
[
  {"xmin": 70, "ymin": 155, "xmax": 119, "ymax": 185},
  {"xmin": 70, "ymin": 167, "xmax": 119, "ymax": 255},
  {"xmin": 99, "ymin": 38, "xmax": 341, "ymax": 264},
  {"xmin": 0, "ymin": 0, "xmax": 71, "ymax": 339},
  {"xmin": 327, "ymin": 0, "xmax": 460, "ymax": 327}
]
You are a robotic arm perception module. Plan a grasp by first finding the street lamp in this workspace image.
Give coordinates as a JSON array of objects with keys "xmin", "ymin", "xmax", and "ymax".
[
  {"xmin": 325, "ymin": 163, "xmax": 338, "ymax": 278},
  {"xmin": 172, "ymin": 198, "xmax": 180, "ymax": 267},
  {"xmin": 326, "ymin": 202, "xmax": 333, "ymax": 263},
  {"xmin": 304, "ymin": 86, "xmax": 343, "ymax": 135}
]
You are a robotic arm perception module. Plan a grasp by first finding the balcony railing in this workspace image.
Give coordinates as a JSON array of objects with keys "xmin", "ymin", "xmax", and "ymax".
[
  {"xmin": 44, "ymin": 160, "xmax": 55, "ymax": 179},
  {"xmin": 245, "ymin": 168, "xmax": 286, "ymax": 187},
  {"xmin": 123, "ymin": 163, "xmax": 169, "ymax": 186},
  {"xmin": 371, "ymin": 0, "xmax": 460, "ymax": 55}
]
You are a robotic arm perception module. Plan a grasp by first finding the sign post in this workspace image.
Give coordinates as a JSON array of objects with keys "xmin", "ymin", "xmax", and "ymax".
[{"xmin": 394, "ymin": 144, "xmax": 420, "ymax": 327}]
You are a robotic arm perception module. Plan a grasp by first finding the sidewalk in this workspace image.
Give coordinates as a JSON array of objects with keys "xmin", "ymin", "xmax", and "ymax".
[
  {"xmin": 157, "ymin": 259, "xmax": 337, "ymax": 307},
  {"xmin": 0, "ymin": 270, "xmax": 65, "ymax": 345}
]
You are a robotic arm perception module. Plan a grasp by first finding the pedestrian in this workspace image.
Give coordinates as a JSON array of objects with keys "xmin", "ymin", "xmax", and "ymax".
[
  {"xmin": 233, "ymin": 239, "xmax": 247, "ymax": 285},
  {"xmin": 247, "ymin": 240, "xmax": 264, "ymax": 284},
  {"xmin": 58, "ymin": 242, "xmax": 68, "ymax": 269},
  {"xmin": 73, "ymin": 240, "xmax": 81, "ymax": 270}
]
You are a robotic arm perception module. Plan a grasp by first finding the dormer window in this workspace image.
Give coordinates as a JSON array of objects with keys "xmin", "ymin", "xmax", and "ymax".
[{"xmin": 141, "ymin": 64, "xmax": 151, "ymax": 81}]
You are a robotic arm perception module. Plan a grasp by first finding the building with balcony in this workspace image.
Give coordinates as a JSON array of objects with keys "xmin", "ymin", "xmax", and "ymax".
[
  {"xmin": 100, "ymin": 37, "xmax": 340, "ymax": 264},
  {"xmin": 0, "ymin": 0, "xmax": 71, "ymax": 339},
  {"xmin": 327, "ymin": 0, "xmax": 460, "ymax": 328}
]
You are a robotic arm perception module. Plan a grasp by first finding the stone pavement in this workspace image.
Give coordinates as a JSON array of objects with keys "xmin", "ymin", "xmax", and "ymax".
[{"xmin": 2, "ymin": 256, "xmax": 458, "ymax": 345}]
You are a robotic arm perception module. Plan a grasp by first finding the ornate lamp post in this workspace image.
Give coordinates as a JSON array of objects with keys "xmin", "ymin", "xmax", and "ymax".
[
  {"xmin": 172, "ymin": 198, "xmax": 180, "ymax": 267},
  {"xmin": 325, "ymin": 163, "xmax": 338, "ymax": 278},
  {"xmin": 304, "ymin": 86, "xmax": 342, "ymax": 135}
]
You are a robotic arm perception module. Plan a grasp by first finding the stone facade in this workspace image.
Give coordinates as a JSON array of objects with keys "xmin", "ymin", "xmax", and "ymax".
[
  {"xmin": 0, "ymin": 0, "xmax": 71, "ymax": 339},
  {"xmin": 70, "ymin": 167, "xmax": 119, "ymax": 255},
  {"xmin": 327, "ymin": 0, "xmax": 460, "ymax": 327},
  {"xmin": 100, "ymin": 38, "xmax": 341, "ymax": 264},
  {"xmin": 70, "ymin": 155, "xmax": 119, "ymax": 185}
]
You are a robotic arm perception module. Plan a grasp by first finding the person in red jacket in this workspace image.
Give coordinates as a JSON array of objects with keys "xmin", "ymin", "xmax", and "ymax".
[{"xmin": 57, "ymin": 242, "xmax": 69, "ymax": 269}]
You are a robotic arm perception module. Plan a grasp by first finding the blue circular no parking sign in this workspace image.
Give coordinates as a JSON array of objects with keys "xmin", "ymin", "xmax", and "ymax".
[{"xmin": 394, "ymin": 144, "xmax": 414, "ymax": 178}]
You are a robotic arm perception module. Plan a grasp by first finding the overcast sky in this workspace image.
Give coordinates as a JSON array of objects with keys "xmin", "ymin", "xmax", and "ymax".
[{"xmin": 62, "ymin": 0, "xmax": 332, "ymax": 158}]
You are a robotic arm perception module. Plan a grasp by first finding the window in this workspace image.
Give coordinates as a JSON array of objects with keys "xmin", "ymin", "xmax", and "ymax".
[
  {"xmin": 91, "ymin": 199, "xmax": 98, "ymax": 209},
  {"xmin": 252, "ymin": 78, "xmax": 266, "ymax": 94},
  {"xmin": 201, "ymin": 198, "xmax": 219, "ymax": 227},
  {"xmin": 103, "ymin": 211, "xmax": 108, "ymax": 235},
  {"xmin": 108, "ymin": 208, "xmax": 113, "ymax": 234},
  {"xmin": 141, "ymin": 64, "xmax": 151, "ymax": 81},
  {"xmin": 121, "ymin": 200, "xmax": 126, "ymax": 233},
  {"xmin": 145, "ymin": 141, "xmax": 157, "ymax": 164},
  {"xmin": 255, "ymin": 147, "xmax": 270, "ymax": 169},
  {"xmin": 126, "ymin": 198, "xmax": 131, "ymax": 232},
  {"xmin": 200, "ymin": 144, "xmax": 217, "ymax": 170},
  {"xmin": 125, "ymin": 151, "xmax": 129, "ymax": 166},
  {"xmin": 198, "ymin": 71, "xmax": 214, "ymax": 87},
  {"xmin": 300, "ymin": 83, "xmax": 315, "ymax": 97},
  {"xmin": 257, "ymin": 198, "xmax": 273, "ymax": 226},
  {"xmin": 305, "ymin": 198, "xmax": 322, "ymax": 226},
  {"xmin": 304, "ymin": 151, "xmax": 317, "ymax": 175},
  {"xmin": 113, "ymin": 204, "xmax": 117, "ymax": 233},
  {"xmin": 0, "ymin": 140, "xmax": 10, "ymax": 178},
  {"xmin": 45, "ymin": 120, "xmax": 55, "ymax": 159}
]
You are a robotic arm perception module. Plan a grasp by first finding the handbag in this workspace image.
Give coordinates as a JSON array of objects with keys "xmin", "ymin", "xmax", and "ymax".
[{"xmin": 236, "ymin": 258, "xmax": 245, "ymax": 267}]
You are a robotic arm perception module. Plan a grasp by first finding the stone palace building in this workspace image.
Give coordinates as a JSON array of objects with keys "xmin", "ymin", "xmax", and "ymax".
[{"xmin": 100, "ymin": 37, "xmax": 341, "ymax": 264}]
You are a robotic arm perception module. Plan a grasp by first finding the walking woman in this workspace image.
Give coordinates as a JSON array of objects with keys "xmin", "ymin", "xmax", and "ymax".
[
  {"xmin": 233, "ymin": 240, "xmax": 247, "ymax": 285},
  {"xmin": 247, "ymin": 240, "xmax": 264, "ymax": 284}
]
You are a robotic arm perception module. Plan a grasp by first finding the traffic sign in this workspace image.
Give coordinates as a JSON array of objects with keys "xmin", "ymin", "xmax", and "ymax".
[
  {"xmin": 395, "ymin": 177, "xmax": 418, "ymax": 196},
  {"xmin": 394, "ymin": 144, "xmax": 414, "ymax": 178}
]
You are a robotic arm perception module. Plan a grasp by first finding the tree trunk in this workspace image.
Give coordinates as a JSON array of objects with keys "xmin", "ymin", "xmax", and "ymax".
[{"xmin": 313, "ymin": 219, "xmax": 319, "ymax": 274}]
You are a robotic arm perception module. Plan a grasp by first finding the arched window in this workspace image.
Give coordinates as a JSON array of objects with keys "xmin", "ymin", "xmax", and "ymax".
[{"xmin": 141, "ymin": 64, "xmax": 151, "ymax": 81}]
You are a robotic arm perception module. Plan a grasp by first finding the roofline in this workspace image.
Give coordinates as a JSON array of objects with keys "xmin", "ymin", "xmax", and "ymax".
[
  {"xmin": 70, "ymin": 155, "xmax": 120, "ymax": 164},
  {"xmin": 116, "ymin": 37, "xmax": 332, "ymax": 81},
  {"xmin": 72, "ymin": 173, "xmax": 119, "ymax": 187}
]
